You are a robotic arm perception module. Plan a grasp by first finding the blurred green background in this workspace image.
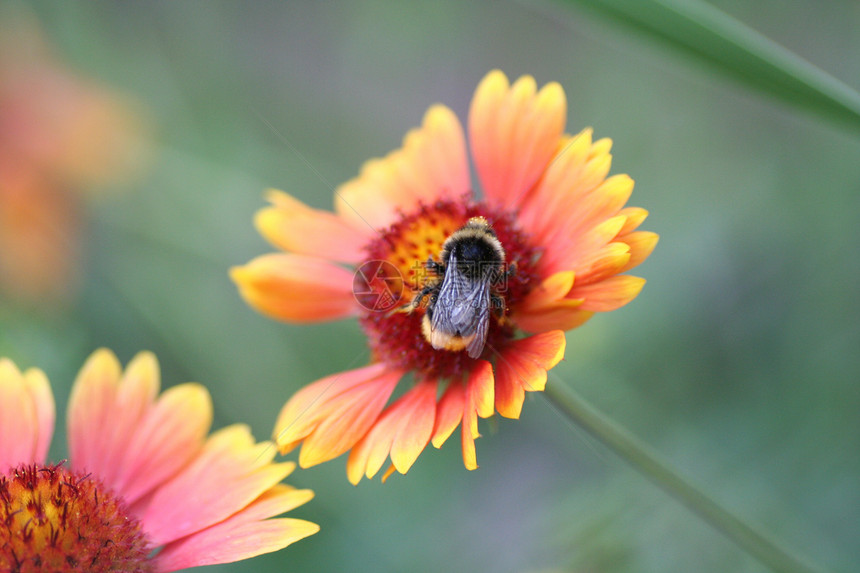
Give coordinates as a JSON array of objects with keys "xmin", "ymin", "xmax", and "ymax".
[{"xmin": 1, "ymin": 1, "xmax": 858, "ymax": 572}]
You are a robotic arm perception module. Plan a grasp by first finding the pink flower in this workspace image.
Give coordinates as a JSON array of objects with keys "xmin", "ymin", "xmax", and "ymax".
[{"xmin": 0, "ymin": 349, "xmax": 318, "ymax": 572}]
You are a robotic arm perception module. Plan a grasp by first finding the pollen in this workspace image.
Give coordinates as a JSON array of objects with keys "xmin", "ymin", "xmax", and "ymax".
[
  {"xmin": 376, "ymin": 205, "xmax": 463, "ymax": 291},
  {"xmin": 0, "ymin": 463, "xmax": 153, "ymax": 573},
  {"xmin": 360, "ymin": 197, "xmax": 540, "ymax": 379}
]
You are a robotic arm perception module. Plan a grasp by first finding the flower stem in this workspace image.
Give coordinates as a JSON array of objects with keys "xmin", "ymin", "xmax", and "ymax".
[{"xmin": 543, "ymin": 379, "xmax": 823, "ymax": 573}]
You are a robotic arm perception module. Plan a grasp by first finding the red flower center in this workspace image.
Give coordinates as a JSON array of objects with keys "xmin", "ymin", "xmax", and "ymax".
[
  {"xmin": 359, "ymin": 197, "xmax": 539, "ymax": 379},
  {"xmin": 0, "ymin": 463, "xmax": 153, "ymax": 573}
]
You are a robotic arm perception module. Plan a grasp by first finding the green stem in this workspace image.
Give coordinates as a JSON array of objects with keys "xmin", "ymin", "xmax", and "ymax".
[{"xmin": 543, "ymin": 380, "xmax": 823, "ymax": 573}]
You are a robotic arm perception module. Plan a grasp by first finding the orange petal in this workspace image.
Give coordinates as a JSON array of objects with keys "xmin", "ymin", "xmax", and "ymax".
[
  {"xmin": 468, "ymin": 359, "xmax": 495, "ymax": 419},
  {"xmin": 518, "ymin": 271, "xmax": 575, "ymax": 312},
  {"xmin": 273, "ymin": 363, "xmax": 389, "ymax": 452},
  {"xmin": 514, "ymin": 272, "xmax": 588, "ymax": 333},
  {"xmin": 529, "ymin": 270, "xmax": 574, "ymax": 299},
  {"xmin": 563, "ymin": 173, "xmax": 634, "ymax": 243},
  {"xmin": 460, "ymin": 411, "xmax": 479, "ymax": 471},
  {"xmin": 154, "ymin": 482, "xmax": 317, "ymax": 570},
  {"xmin": 517, "ymin": 130, "xmax": 613, "ymax": 244},
  {"xmin": 380, "ymin": 463, "xmax": 398, "ymax": 483},
  {"xmin": 537, "ymin": 175, "xmax": 633, "ymax": 275},
  {"xmin": 255, "ymin": 189, "xmax": 373, "ymax": 264},
  {"xmin": 571, "ymin": 275, "xmax": 646, "ymax": 312},
  {"xmin": 518, "ymin": 130, "xmax": 594, "ymax": 233},
  {"xmin": 272, "ymin": 363, "xmax": 404, "ymax": 468},
  {"xmin": 430, "ymin": 380, "xmax": 465, "ymax": 448},
  {"xmin": 346, "ymin": 380, "xmax": 437, "ymax": 484},
  {"xmin": 619, "ymin": 231, "xmax": 659, "ymax": 273},
  {"xmin": 616, "ymin": 206, "xmax": 649, "ymax": 235},
  {"xmin": 469, "ymin": 70, "xmax": 567, "ymax": 208},
  {"xmin": 231, "ymin": 253, "xmax": 359, "ymax": 322},
  {"xmin": 461, "ymin": 360, "xmax": 494, "ymax": 470},
  {"xmin": 494, "ymin": 331, "xmax": 566, "ymax": 419},
  {"xmin": 515, "ymin": 305, "xmax": 593, "ymax": 334},
  {"xmin": 544, "ymin": 215, "xmax": 627, "ymax": 275},
  {"xmin": 142, "ymin": 425, "xmax": 294, "ymax": 546},
  {"xmin": 569, "ymin": 242, "xmax": 632, "ymax": 287},
  {"xmin": 0, "ymin": 359, "xmax": 54, "ymax": 469},
  {"xmin": 335, "ymin": 105, "xmax": 469, "ymax": 230}
]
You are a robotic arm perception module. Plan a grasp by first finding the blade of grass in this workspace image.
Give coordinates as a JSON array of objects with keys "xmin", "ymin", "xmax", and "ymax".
[
  {"xmin": 544, "ymin": 379, "xmax": 825, "ymax": 573},
  {"xmin": 562, "ymin": 0, "xmax": 860, "ymax": 130}
]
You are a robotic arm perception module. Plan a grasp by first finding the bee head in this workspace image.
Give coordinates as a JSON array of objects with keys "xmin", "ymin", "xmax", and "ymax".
[{"xmin": 439, "ymin": 217, "xmax": 506, "ymax": 278}]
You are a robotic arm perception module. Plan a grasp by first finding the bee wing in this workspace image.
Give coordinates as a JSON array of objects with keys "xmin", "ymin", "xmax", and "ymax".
[
  {"xmin": 431, "ymin": 251, "xmax": 492, "ymax": 358},
  {"xmin": 430, "ymin": 262, "xmax": 467, "ymax": 333},
  {"xmin": 464, "ymin": 292, "xmax": 491, "ymax": 358}
]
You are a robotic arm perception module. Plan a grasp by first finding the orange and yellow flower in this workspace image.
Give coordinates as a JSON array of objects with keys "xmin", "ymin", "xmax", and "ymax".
[
  {"xmin": 231, "ymin": 70, "xmax": 658, "ymax": 484},
  {"xmin": 0, "ymin": 349, "xmax": 318, "ymax": 572}
]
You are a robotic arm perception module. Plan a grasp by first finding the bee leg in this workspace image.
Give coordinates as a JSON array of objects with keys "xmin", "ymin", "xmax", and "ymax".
[
  {"xmin": 388, "ymin": 282, "xmax": 436, "ymax": 316},
  {"xmin": 425, "ymin": 256, "xmax": 445, "ymax": 276},
  {"xmin": 490, "ymin": 293, "xmax": 509, "ymax": 323}
]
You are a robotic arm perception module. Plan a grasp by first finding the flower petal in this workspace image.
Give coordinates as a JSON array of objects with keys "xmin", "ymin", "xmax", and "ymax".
[
  {"xmin": 255, "ymin": 189, "xmax": 372, "ymax": 264},
  {"xmin": 469, "ymin": 70, "xmax": 566, "ymax": 208},
  {"xmin": 546, "ymin": 215, "xmax": 627, "ymax": 277},
  {"xmin": 515, "ymin": 304, "xmax": 593, "ymax": 334},
  {"xmin": 66, "ymin": 351, "xmax": 211, "ymax": 507},
  {"xmin": 118, "ymin": 383, "xmax": 212, "ymax": 506},
  {"xmin": 460, "ymin": 412, "xmax": 479, "ymax": 471},
  {"xmin": 153, "ymin": 483, "xmax": 317, "ymax": 571},
  {"xmin": 571, "ymin": 275, "xmax": 647, "ymax": 312},
  {"xmin": 67, "ymin": 350, "xmax": 160, "ymax": 495},
  {"xmin": 569, "ymin": 242, "xmax": 632, "ymax": 287},
  {"xmin": 517, "ymin": 271, "xmax": 575, "ymax": 311},
  {"xmin": 536, "ymin": 176, "xmax": 633, "ymax": 275},
  {"xmin": 430, "ymin": 381, "xmax": 464, "ymax": 449},
  {"xmin": 272, "ymin": 363, "xmax": 404, "ymax": 468},
  {"xmin": 469, "ymin": 359, "xmax": 495, "ymax": 419},
  {"xmin": 67, "ymin": 348, "xmax": 123, "ymax": 476},
  {"xmin": 346, "ymin": 380, "xmax": 437, "ymax": 484},
  {"xmin": 514, "ymin": 271, "xmax": 591, "ymax": 333},
  {"xmin": 616, "ymin": 206, "xmax": 650, "ymax": 236},
  {"xmin": 427, "ymin": 361, "xmax": 493, "ymax": 466},
  {"xmin": 566, "ymin": 173, "xmax": 634, "ymax": 239},
  {"xmin": 0, "ymin": 359, "xmax": 54, "ymax": 470},
  {"xmin": 142, "ymin": 425, "xmax": 293, "ymax": 546},
  {"xmin": 335, "ymin": 105, "xmax": 469, "ymax": 230},
  {"xmin": 231, "ymin": 253, "xmax": 359, "ymax": 322},
  {"xmin": 461, "ymin": 360, "xmax": 494, "ymax": 470},
  {"xmin": 619, "ymin": 230, "xmax": 659, "ymax": 273},
  {"xmin": 155, "ymin": 515, "xmax": 318, "ymax": 572},
  {"xmin": 494, "ymin": 331, "xmax": 566, "ymax": 419},
  {"xmin": 517, "ymin": 131, "xmax": 614, "ymax": 254}
]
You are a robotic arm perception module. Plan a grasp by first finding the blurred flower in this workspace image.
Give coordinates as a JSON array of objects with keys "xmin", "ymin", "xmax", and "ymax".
[
  {"xmin": 231, "ymin": 70, "xmax": 657, "ymax": 483},
  {"xmin": 0, "ymin": 14, "xmax": 148, "ymax": 304},
  {"xmin": 0, "ymin": 349, "xmax": 318, "ymax": 572}
]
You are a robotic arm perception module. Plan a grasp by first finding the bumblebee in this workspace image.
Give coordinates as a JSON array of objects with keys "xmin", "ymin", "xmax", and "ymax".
[{"xmin": 410, "ymin": 216, "xmax": 511, "ymax": 359}]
